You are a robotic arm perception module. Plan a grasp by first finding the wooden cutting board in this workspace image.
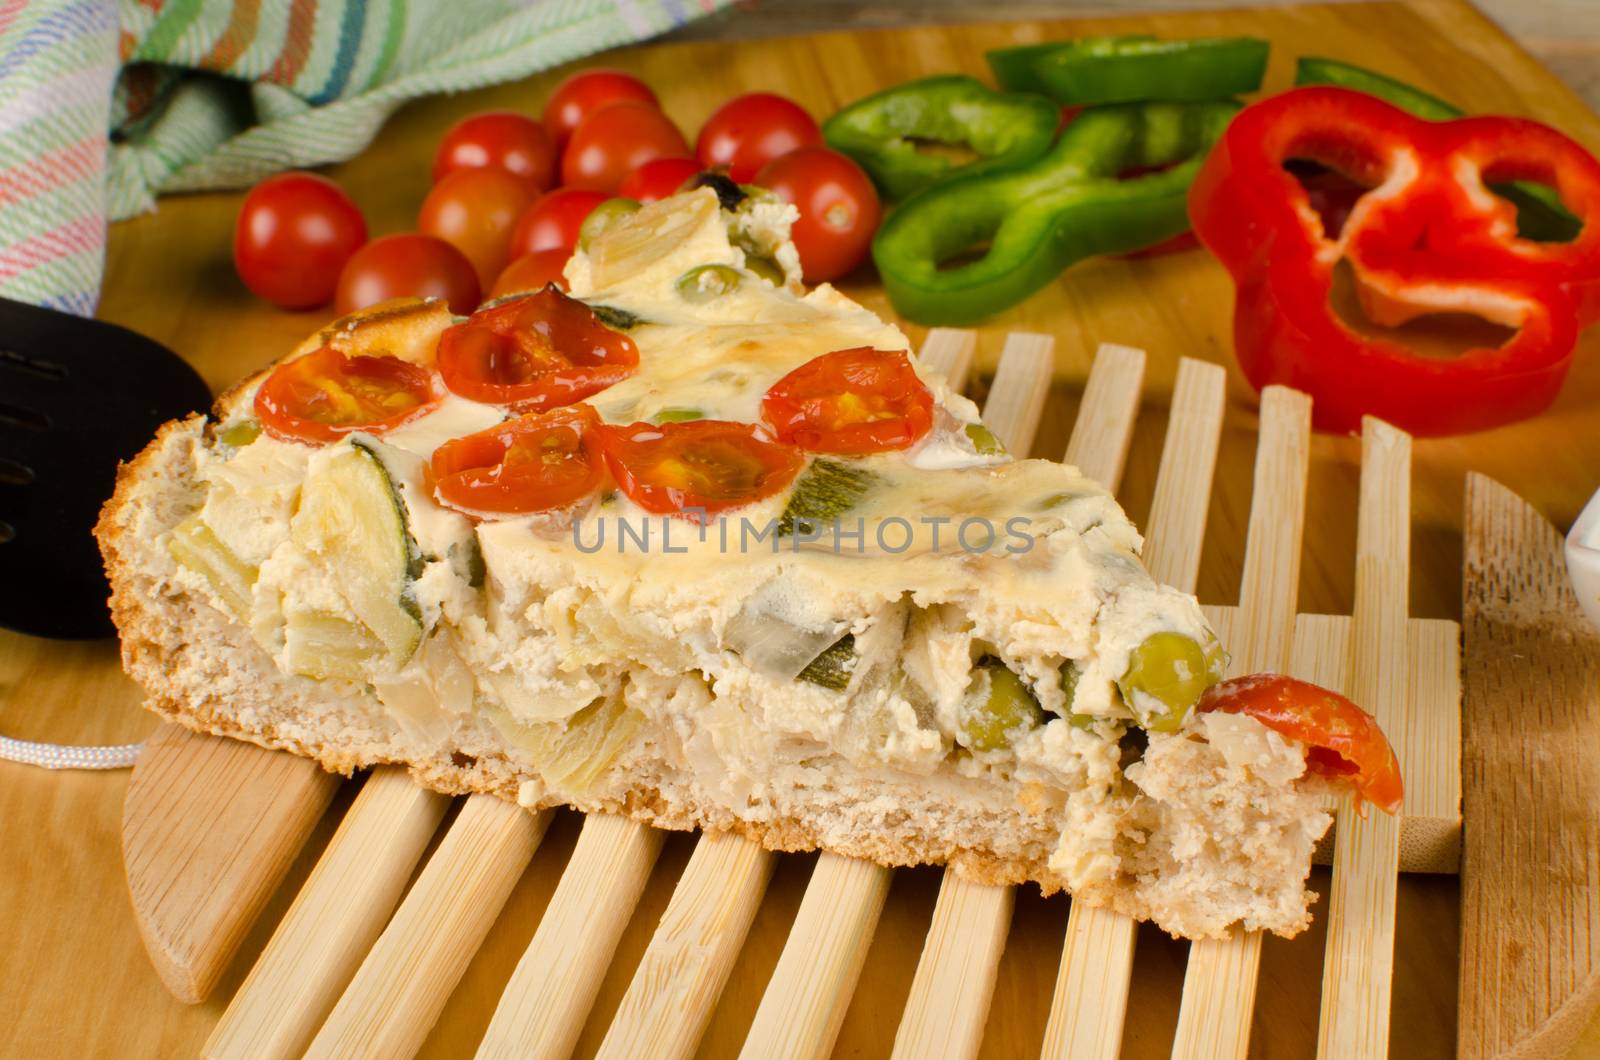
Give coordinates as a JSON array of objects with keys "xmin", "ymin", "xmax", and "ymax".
[{"xmin": 3, "ymin": 0, "xmax": 1599, "ymax": 1055}]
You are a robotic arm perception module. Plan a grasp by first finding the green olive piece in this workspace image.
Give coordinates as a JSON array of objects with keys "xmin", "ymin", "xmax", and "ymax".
[
  {"xmin": 219, "ymin": 420, "xmax": 262, "ymax": 448},
  {"xmin": 676, "ymin": 264, "xmax": 743, "ymax": 303},
  {"xmin": 744, "ymin": 254, "xmax": 786, "ymax": 287},
  {"xmin": 1116, "ymin": 632, "xmax": 1230, "ymax": 733},
  {"xmin": 965, "ymin": 423, "xmax": 1007, "ymax": 456},
  {"xmin": 577, "ymin": 197, "xmax": 641, "ymax": 251},
  {"xmin": 652, "ymin": 407, "xmax": 705, "ymax": 423},
  {"xmin": 959, "ymin": 658, "xmax": 1047, "ymax": 752}
]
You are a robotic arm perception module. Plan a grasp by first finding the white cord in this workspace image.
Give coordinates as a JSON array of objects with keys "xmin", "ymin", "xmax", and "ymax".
[{"xmin": 0, "ymin": 735, "xmax": 143, "ymax": 770}]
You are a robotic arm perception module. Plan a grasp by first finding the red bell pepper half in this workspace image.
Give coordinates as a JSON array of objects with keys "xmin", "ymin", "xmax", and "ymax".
[{"xmin": 1189, "ymin": 86, "xmax": 1600, "ymax": 436}]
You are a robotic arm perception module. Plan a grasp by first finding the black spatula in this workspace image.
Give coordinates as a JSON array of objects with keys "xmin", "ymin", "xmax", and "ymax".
[{"xmin": 0, "ymin": 296, "xmax": 212, "ymax": 639}]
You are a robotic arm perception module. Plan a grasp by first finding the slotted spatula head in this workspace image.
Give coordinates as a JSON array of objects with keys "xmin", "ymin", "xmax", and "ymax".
[{"xmin": 0, "ymin": 296, "xmax": 211, "ymax": 639}]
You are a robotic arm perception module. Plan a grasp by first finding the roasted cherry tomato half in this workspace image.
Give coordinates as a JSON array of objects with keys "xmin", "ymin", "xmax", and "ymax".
[
  {"xmin": 695, "ymin": 92, "xmax": 823, "ymax": 183},
  {"xmin": 334, "ymin": 233, "xmax": 481, "ymax": 316},
  {"xmin": 431, "ymin": 404, "xmax": 604, "ymax": 515},
  {"xmin": 254, "ymin": 345, "xmax": 438, "ymax": 444},
  {"xmin": 432, "ymin": 111, "xmax": 557, "ymax": 190},
  {"xmin": 761, "ymin": 347, "xmax": 934, "ymax": 454},
  {"xmin": 560, "ymin": 100, "xmax": 691, "ymax": 194},
  {"xmin": 597, "ymin": 418, "xmax": 804, "ymax": 516},
  {"xmin": 619, "ymin": 155, "xmax": 701, "ymax": 203},
  {"xmin": 437, "ymin": 285, "xmax": 638, "ymax": 413},
  {"xmin": 418, "ymin": 166, "xmax": 541, "ymax": 290},
  {"xmin": 492, "ymin": 248, "xmax": 571, "ymax": 298},
  {"xmin": 755, "ymin": 145, "xmax": 881, "ymax": 283},
  {"xmin": 233, "ymin": 172, "xmax": 367, "ymax": 309},
  {"xmin": 1198, "ymin": 673, "xmax": 1404, "ymax": 816},
  {"xmin": 509, "ymin": 188, "xmax": 609, "ymax": 257},
  {"xmin": 542, "ymin": 69, "xmax": 659, "ymax": 153}
]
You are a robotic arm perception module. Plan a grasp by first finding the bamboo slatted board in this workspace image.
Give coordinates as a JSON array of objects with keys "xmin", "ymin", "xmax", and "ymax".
[{"xmin": 118, "ymin": 330, "xmax": 1462, "ymax": 1059}]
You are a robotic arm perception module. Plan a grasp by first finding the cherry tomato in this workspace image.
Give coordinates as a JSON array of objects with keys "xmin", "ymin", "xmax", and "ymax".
[
  {"xmin": 437, "ymin": 286, "xmax": 638, "ymax": 412},
  {"xmin": 334, "ymin": 233, "xmax": 480, "ymax": 317},
  {"xmin": 696, "ymin": 93, "xmax": 822, "ymax": 183},
  {"xmin": 418, "ymin": 167, "xmax": 540, "ymax": 290},
  {"xmin": 755, "ymin": 146, "xmax": 881, "ymax": 283},
  {"xmin": 431, "ymin": 405, "xmax": 604, "ymax": 515},
  {"xmin": 509, "ymin": 188, "xmax": 609, "ymax": 257},
  {"xmin": 598, "ymin": 419, "xmax": 803, "ymax": 516},
  {"xmin": 542, "ymin": 69, "xmax": 659, "ymax": 154},
  {"xmin": 619, "ymin": 155, "xmax": 701, "ymax": 203},
  {"xmin": 432, "ymin": 111, "xmax": 556, "ymax": 190},
  {"xmin": 761, "ymin": 347, "xmax": 933, "ymax": 454},
  {"xmin": 1198, "ymin": 674, "xmax": 1404, "ymax": 816},
  {"xmin": 254, "ymin": 346, "xmax": 438, "ymax": 444},
  {"xmin": 233, "ymin": 172, "xmax": 367, "ymax": 309},
  {"xmin": 492, "ymin": 249, "xmax": 571, "ymax": 298},
  {"xmin": 560, "ymin": 101, "xmax": 691, "ymax": 194}
]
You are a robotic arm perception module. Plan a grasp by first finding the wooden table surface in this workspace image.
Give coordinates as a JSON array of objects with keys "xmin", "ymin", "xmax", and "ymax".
[{"xmin": 3, "ymin": 1, "xmax": 1598, "ymax": 1056}]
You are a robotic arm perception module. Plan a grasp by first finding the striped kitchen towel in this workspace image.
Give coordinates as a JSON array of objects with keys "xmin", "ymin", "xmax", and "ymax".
[{"xmin": 0, "ymin": 0, "xmax": 732, "ymax": 317}]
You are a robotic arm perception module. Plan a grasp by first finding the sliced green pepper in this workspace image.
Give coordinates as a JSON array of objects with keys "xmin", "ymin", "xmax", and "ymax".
[
  {"xmin": 988, "ymin": 36, "xmax": 1268, "ymax": 105},
  {"xmin": 1294, "ymin": 57, "xmax": 1581, "ymax": 242},
  {"xmin": 988, "ymin": 35, "xmax": 1157, "ymax": 95},
  {"xmin": 872, "ymin": 99, "xmax": 1239, "ymax": 325},
  {"xmin": 822, "ymin": 75, "xmax": 1059, "ymax": 200}
]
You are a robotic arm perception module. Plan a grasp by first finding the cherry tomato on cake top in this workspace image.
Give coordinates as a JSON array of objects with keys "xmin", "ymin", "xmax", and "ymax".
[
  {"xmin": 560, "ymin": 100, "xmax": 691, "ymax": 194},
  {"xmin": 432, "ymin": 111, "xmax": 556, "ymax": 190},
  {"xmin": 437, "ymin": 286, "xmax": 639, "ymax": 413},
  {"xmin": 431, "ymin": 405, "xmax": 605, "ymax": 515},
  {"xmin": 542, "ymin": 68, "xmax": 659, "ymax": 154},
  {"xmin": 619, "ymin": 155, "xmax": 701, "ymax": 203},
  {"xmin": 334, "ymin": 233, "xmax": 480, "ymax": 317},
  {"xmin": 418, "ymin": 167, "xmax": 540, "ymax": 291},
  {"xmin": 234, "ymin": 172, "xmax": 367, "ymax": 309},
  {"xmin": 695, "ymin": 93, "xmax": 823, "ymax": 183},
  {"xmin": 509, "ymin": 187, "xmax": 609, "ymax": 257},
  {"xmin": 492, "ymin": 248, "xmax": 571, "ymax": 298},
  {"xmin": 597, "ymin": 418, "xmax": 804, "ymax": 516},
  {"xmin": 762, "ymin": 347, "xmax": 933, "ymax": 455},
  {"xmin": 755, "ymin": 146, "xmax": 881, "ymax": 284},
  {"xmin": 255, "ymin": 346, "xmax": 438, "ymax": 444}
]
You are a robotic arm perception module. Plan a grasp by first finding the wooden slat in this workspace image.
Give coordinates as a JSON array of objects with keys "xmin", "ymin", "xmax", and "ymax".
[
  {"xmin": 1172, "ymin": 386, "xmax": 1312, "ymax": 1060},
  {"xmin": 1065, "ymin": 343, "xmax": 1147, "ymax": 488},
  {"xmin": 1042, "ymin": 357, "xmax": 1224, "ymax": 1060},
  {"xmin": 890, "ymin": 874, "xmax": 1015, "ymax": 1060},
  {"xmin": 1140, "ymin": 359, "xmax": 1228, "ymax": 592},
  {"xmin": 122, "ymin": 724, "xmax": 340, "ymax": 1004},
  {"xmin": 896, "ymin": 339, "xmax": 1142, "ymax": 1059},
  {"xmin": 1460, "ymin": 473, "xmax": 1600, "ymax": 1058},
  {"xmin": 1042, "ymin": 903, "xmax": 1139, "ymax": 1060},
  {"xmin": 981, "ymin": 332, "xmax": 1054, "ymax": 456},
  {"xmin": 305, "ymin": 797, "xmax": 548, "ymax": 1059},
  {"xmin": 597, "ymin": 830, "xmax": 775, "ymax": 1060},
  {"xmin": 739, "ymin": 853, "xmax": 892, "ymax": 1060},
  {"xmin": 1398, "ymin": 619, "xmax": 1462, "ymax": 872},
  {"xmin": 205, "ymin": 767, "xmax": 448, "ymax": 1060},
  {"xmin": 917, "ymin": 326, "xmax": 976, "ymax": 392},
  {"xmin": 477, "ymin": 814, "xmax": 664, "ymax": 1060},
  {"xmin": 1317, "ymin": 418, "xmax": 1411, "ymax": 1059}
]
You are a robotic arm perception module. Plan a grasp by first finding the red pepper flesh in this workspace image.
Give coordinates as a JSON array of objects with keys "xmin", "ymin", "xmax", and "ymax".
[{"xmin": 1189, "ymin": 86, "xmax": 1600, "ymax": 436}]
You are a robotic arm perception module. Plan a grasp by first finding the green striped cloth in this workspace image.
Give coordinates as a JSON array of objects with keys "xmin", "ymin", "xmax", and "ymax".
[{"xmin": 0, "ymin": 0, "xmax": 732, "ymax": 315}]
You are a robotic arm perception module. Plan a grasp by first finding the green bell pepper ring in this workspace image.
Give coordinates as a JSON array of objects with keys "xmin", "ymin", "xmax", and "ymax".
[
  {"xmin": 872, "ymin": 99, "xmax": 1240, "ymax": 325},
  {"xmin": 822, "ymin": 75, "xmax": 1059, "ymax": 200},
  {"xmin": 1294, "ymin": 57, "xmax": 1581, "ymax": 241},
  {"xmin": 988, "ymin": 35, "xmax": 1269, "ymax": 105},
  {"xmin": 987, "ymin": 34, "xmax": 1156, "ymax": 95}
]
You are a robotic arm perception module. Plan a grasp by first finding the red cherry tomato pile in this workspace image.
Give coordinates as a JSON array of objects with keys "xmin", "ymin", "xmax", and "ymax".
[{"xmin": 233, "ymin": 71, "xmax": 885, "ymax": 311}]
